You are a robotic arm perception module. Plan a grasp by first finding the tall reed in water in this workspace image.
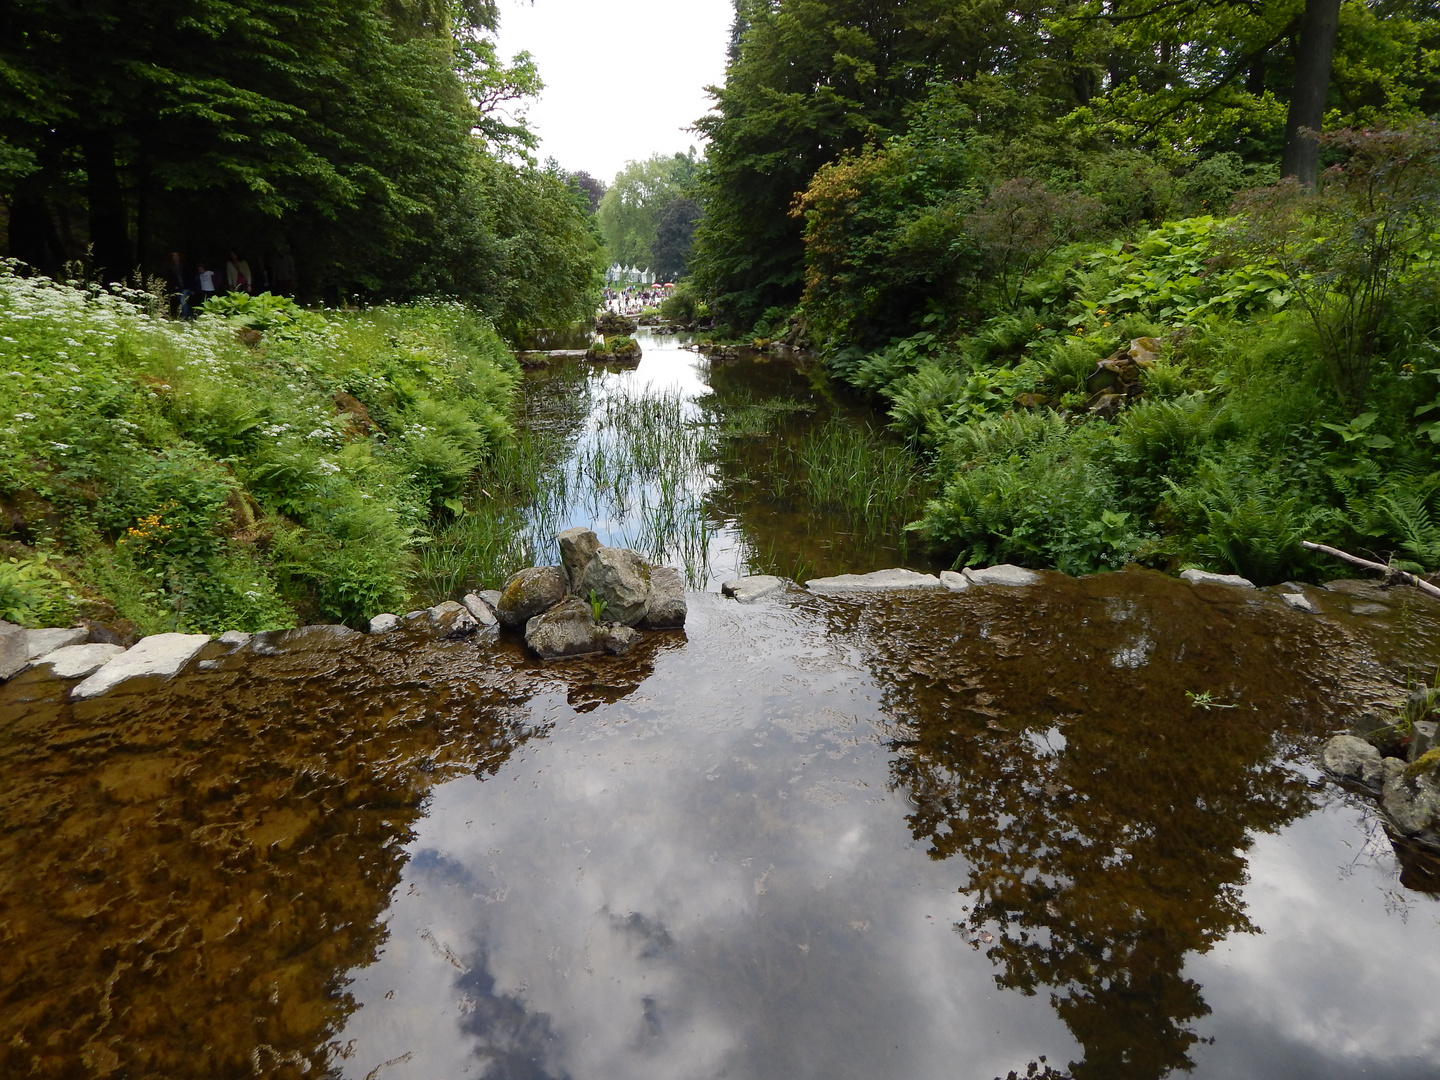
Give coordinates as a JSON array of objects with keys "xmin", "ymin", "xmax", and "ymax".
[{"xmin": 796, "ymin": 419, "xmax": 928, "ymax": 546}]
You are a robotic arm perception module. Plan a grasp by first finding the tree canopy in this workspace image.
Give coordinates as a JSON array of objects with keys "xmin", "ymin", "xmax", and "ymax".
[
  {"xmin": 692, "ymin": 0, "xmax": 1440, "ymax": 334},
  {"xmin": 0, "ymin": 0, "xmax": 602, "ymax": 334}
]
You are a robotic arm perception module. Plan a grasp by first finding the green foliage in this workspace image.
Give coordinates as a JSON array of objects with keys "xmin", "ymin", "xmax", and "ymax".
[
  {"xmin": 794, "ymin": 84, "xmax": 978, "ymax": 346},
  {"xmin": 918, "ymin": 418, "xmax": 1145, "ymax": 575},
  {"xmin": 660, "ymin": 283, "xmax": 703, "ymax": 323},
  {"xmin": 1161, "ymin": 462, "xmax": 1326, "ymax": 584},
  {"xmin": 0, "ymin": 266, "xmax": 522, "ymax": 630},
  {"xmin": 597, "ymin": 152, "xmax": 699, "ymax": 271},
  {"xmin": 0, "ymin": 554, "xmax": 76, "ymax": 627},
  {"xmin": 1227, "ymin": 123, "xmax": 1440, "ymax": 410}
]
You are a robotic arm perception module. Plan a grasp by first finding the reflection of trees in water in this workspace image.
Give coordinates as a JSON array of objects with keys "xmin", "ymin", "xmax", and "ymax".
[
  {"xmin": 0, "ymin": 633, "xmax": 672, "ymax": 1079},
  {"xmin": 821, "ymin": 575, "xmax": 1359, "ymax": 1080}
]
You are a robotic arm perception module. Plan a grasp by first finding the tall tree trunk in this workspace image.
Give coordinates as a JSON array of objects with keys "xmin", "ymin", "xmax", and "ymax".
[
  {"xmin": 81, "ymin": 131, "xmax": 131, "ymax": 280},
  {"xmin": 7, "ymin": 181, "xmax": 67, "ymax": 276},
  {"xmin": 1280, "ymin": 0, "xmax": 1342, "ymax": 186}
]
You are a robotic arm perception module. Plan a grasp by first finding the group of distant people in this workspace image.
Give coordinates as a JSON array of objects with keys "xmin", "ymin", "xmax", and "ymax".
[
  {"xmin": 602, "ymin": 283, "xmax": 672, "ymax": 316},
  {"xmin": 165, "ymin": 248, "xmax": 297, "ymax": 318}
]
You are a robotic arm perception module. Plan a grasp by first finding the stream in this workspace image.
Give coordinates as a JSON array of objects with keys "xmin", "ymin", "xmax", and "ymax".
[{"xmin": 3, "ymin": 331, "xmax": 1440, "ymax": 1080}]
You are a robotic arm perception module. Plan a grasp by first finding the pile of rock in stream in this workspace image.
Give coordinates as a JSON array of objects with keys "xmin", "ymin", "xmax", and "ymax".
[
  {"xmin": 1322, "ymin": 689, "xmax": 1440, "ymax": 847},
  {"xmin": 371, "ymin": 530, "xmax": 686, "ymax": 660}
]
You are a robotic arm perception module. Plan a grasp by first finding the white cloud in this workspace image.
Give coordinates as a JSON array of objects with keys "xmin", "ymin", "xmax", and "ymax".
[{"xmin": 494, "ymin": 0, "xmax": 734, "ymax": 183}]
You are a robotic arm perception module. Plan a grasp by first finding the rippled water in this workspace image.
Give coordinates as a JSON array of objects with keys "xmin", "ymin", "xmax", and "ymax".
[{"xmin": 3, "ymin": 335, "xmax": 1440, "ymax": 1080}]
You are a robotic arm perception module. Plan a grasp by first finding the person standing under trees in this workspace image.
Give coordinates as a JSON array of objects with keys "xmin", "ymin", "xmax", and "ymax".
[
  {"xmin": 225, "ymin": 251, "xmax": 252, "ymax": 294},
  {"xmin": 195, "ymin": 264, "xmax": 218, "ymax": 308}
]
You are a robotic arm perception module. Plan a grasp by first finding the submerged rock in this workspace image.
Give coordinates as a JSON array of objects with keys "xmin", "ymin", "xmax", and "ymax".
[
  {"xmin": 251, "ymin": 625, "xmax": 361, "ymax": 656},
  {"xmin": 806, "ymin": 568, "xmax": 944, "ymax": 594},
  {"xmin": 35, "ymin": 642, "xmax": 125, "ymax": 680},
  {"xmin": 639, "ymin": 566, "xmax": 687, "ymax": 629},
  {"xmin": 940, "ymin": 570, "xmax": 970, "ymax": 592},
  {"xmin": 574, "ymin": 547, "xmax": 651, "ymax": 627},
  {"xmin": 963, "ymin": 564, "xmax": 1040, "ymax": 587},
  {"xmin": 525, "ymin": 598, "xmax": 639, "ymax": 659},
  {"xmin": 71, "ymin": 632, "xmax": 211, "ymax": 700},
  {"xmin": 722, "ymin": 576, "xmax": 787, "ymax": 604},
  {"xmin": 1180, "ymin": 568, "xmax": 1256, "ymax": 589},
  {"xmin": 497, "ymin": 566, "xmax": 568, "ymax": 627},
  {"xmin": 429, "ymin": 601, "xmax": 479, "ymax": 638}
]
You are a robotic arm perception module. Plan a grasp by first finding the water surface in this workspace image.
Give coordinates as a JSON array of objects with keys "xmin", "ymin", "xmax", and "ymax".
[{"xmin": 3, "ymin": 334, "xmax": 1439, "ymax": 1080}]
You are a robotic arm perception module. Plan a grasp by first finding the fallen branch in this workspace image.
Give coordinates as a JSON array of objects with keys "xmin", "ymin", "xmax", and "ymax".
[{"xmin": 1302, "ymin": 541, "xmax": 1440, "ymax": 600}]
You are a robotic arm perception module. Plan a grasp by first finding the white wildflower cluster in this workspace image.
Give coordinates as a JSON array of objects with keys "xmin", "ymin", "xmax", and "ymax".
[{"xmin": 313, "ymin": 459, "xmax": 340, "ymax": 475}]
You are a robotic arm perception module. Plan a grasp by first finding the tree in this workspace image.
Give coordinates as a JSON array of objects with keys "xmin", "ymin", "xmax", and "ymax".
[
  {"xmin": 651, "ymin": 197, "xmax": 701, "ymax": 281},
  {"xmin": 1280, "ymin": 0, "xmax": 1343, "ymax": 184},
  {"xmin": 596, "ymin": 151, "xmax": 696, "ymax": 270},
  {"xmin": 0, "ymin": 0, "xmax": 598, "ymax": 334}
]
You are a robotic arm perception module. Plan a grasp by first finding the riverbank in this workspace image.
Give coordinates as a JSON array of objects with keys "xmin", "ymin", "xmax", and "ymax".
[{"xmin": 0, "ymin": 268, "xmax": 522, "ymax": 635}]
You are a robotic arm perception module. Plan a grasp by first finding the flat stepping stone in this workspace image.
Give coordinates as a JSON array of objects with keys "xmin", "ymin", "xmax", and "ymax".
[
  {"xmin": 1180, "ymin": 569, "xmax": 1255, "ymax": 589},
  {"xmin": 721, "ymin": 576, "xmax": 787, "ymax": 604},
  {"xmin": 963, "ymin": 564, "xmax": 1040, "ymax": 587},
  {"xmin": 25, "ymin": 627, "xmax": 88, "ymax": 659},
  {"xmin": 805, "ymin": 568, "xmax": 943, "ymax": 593},
  {"xmin": 36, "ymin": 643, "xmax": 125, "ymax": 680},
  {"xmin": 71, "ymin": 633, "xmax": 211, "ymax": 700}
]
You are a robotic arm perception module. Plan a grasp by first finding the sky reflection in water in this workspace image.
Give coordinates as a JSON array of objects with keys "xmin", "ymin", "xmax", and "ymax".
[{"xmin": 333, "ymin": 589, "xmax": 1440, "ymax": 1080}]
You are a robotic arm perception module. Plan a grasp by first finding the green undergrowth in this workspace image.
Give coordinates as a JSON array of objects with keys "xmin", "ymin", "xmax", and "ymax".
[
  {"xmin": 828, "ymin": 211, "xmax": 1440, "ymax": 582},
  {"xmin": 0, "ymin": 265, "xmax": 524, "ymax": 632}
]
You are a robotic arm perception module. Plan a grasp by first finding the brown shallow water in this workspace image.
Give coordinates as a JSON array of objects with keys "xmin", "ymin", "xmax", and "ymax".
[{"xmin": 3, "ymin": 571, "xmax": 1439, "ymax": 1079}]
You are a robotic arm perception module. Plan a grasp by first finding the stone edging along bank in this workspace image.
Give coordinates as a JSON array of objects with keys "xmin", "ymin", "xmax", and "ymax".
[{"xmin": 0, "ymin": 553, "xmax": 1334, "ymax": 703}]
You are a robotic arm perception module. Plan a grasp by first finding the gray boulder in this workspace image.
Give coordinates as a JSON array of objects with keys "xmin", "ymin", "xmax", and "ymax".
[
  {"xmin": 497, "ymin": 566, "xmax": 568, "ymax": 628},
  {"xmin": 806, "ymin": 568, "xmax": 944, "ymax": 594},
  {"xmin": 25, "ymin": 626, "xmax": 88, "ymax": 659},
  {"xmin": 1180, "ymin": 568, "xmax": 1256, "ymax": 589},
  {"xmin": 429, "ymin": 600, "xmax": 478, "ymax": 638},
  {"xmin": 639, "ymin": 566, "xmax": 687, "ymax": 628},
  {"xmin": 557, "ymin": 527, "xmax": 602, "ymax": 589},
  {"xmin": 1321, "ymin": 734, "xmax": 1391, "ymax": 788},
  {"xmin": 575, "ymin": 547, "xmax": 652, "ymax": 626},
  {"xmin": 525, "ymin": 597, "xmax": 640, "ymax": 659},
  {"xmin": 462, "ymin": 594, "xmax": 499, "ymax": 627},
  {"xmin": 940, "ymin": 570, "xmax": 971, "ymax": 592},
  {"xmin": 478, "ymin": 590, "xmax": 503, "ymax": 611},
  {"xmin": 71, "ymin": 632, "xmax": 211, "ymax": 700},
  {"xmin": 0, "ymin": 620, "xmax": 27, "ymax": 680},
  {"xmin": 964, "ymin": 564, "xmax": 1040, "ymax": 587},
  {"xmin": 35, "ymin": 642, "xmax": 125, "ymax": 680},
  {"xmin": 1382, "ymin": 766, "xmax": 1440, "ymax": 836},
  {"xmin": 217, "ymin": 630, "xmax": 252, "ymax": 649},
  {"xmin": 369, "ymin": 613, "xmax": 402, "ymax": 634},
  {"xmin": 721, "ymin": 575, "xmax": 787, "ymax": 604}
]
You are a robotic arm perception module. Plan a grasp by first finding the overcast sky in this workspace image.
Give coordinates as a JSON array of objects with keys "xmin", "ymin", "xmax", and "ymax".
[{"xmin": 493, "ymin": 0, "xmax": 734, "ymax": 183}]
